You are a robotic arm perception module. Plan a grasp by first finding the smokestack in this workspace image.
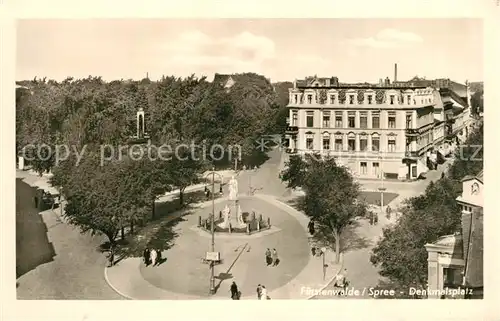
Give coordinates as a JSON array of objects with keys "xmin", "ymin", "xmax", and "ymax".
[{"xmin": 394, "ymin": 63, "xmax": 398, "ymax": 82}]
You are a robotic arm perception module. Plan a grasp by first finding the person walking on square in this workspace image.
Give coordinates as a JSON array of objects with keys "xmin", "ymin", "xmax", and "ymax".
[
  {"xmin": 150, "ymin": 248, "xmax": 157, "ymax": 266},
  {"xmin": 272, "ymin": 248, "xmax": 279, "ymax": 266},
  {"xmin": 230, "ymin": 281, "xmax": 239, "ymax": 300},
  {"xmin": 143, "ymin": 247, "xmax": 151, "ymax": 266},
  {"xmin": 256, "ymin": 284, "xmax": 262, "ymax": 299},
  {"xmin": 261, "ymin": 285, "xmax": 269, "ymax": 300},
  {"xmin": 265, "ymin": 248, "xmax": 272, "ymax": 266}
]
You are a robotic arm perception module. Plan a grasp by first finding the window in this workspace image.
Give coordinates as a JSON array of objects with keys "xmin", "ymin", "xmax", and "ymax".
[
  {"xmin": 443, "ymin": 268, "xmax": 463, "ymax": 288},
  {"xmin": 406, "ymin": 113, "xmax": 412, "ymax": 128},
  {"xmin": 306, "ymin": 111, "xmax": 314, "ymax": 127},
  {"xmin": 306, "ymin": 138, "xmax": 314, "ymax": 150},
  {"xmin": 348, "ymin": 137, "xmax": 356, "ymax": 151},
  {"xmin": 307, "ymin": 94, "xmax": 312, "ymax": 104},
  {"xmin": 349, "ymin": 95, "xmax": 355, "ymax": 104},
  {"xmin": 360, "ymin": 135, "xmax": 368, "ymax": 151},
  {"xmin": 335, "ymin": 112, "xmax": 343, "ymax": 127},
  {"xmin": 294, "ymin": 94, "xmax": 298, "ymax": 104},
  {"xmin": 367, "ymin": 95, "xmax": 373, "ymax": 104},
  {"xmin": 323, "ymin": 112, "xmax": 331, "ymax": 128},
  {"xmin": 360, "ymin": 112, "xmax": 368, "ymax": 129},
  {"xmin": 388, "ymin": 112, "xmax": 396, "ymax": 129},
  {"xmin": 372, "ymin": 136, "xmax": 380, "ymax": 151},
  {"xmin": 372, "ymin": 112, "xmax": 380, "ymax": 129},
  {"xmin": 407, "ymin": 95, "xmax": 411, "ymax": 105},
  {"xmin": 360, "ymin": 162, "xmax": 368, "ymax": 175},
  {"xmin": 292, "ymin": 111, "xmax": 298, "ymax": 126},
  {"xmin": 330, "ymin": 95, "xmax": 335, "ymax": 104},
  {"xmin": 388, "ymin": 136, "xmax": 396, "ymax": 152},
  {"xmin": 390, "ymin": 95, "xmax": 395, "ymax": 105},
  {"xmin": 372, "ymin": 162, "xmax": 380, "ymax": 176},
  {"xmin": 335, "ymin": 137, "xmax": 343, "ymax": 151},
  {"xmin": 348, "ymin": 112, "xmax": 356, "ymax": 128},
  {"xmin": 323, "ymin": 137, "xmax": 330, "ymax": 150}
]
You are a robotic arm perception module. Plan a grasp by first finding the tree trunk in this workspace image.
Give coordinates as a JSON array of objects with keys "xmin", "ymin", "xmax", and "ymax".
[
  {"xmin": 151, "ymin": 198, "xmax": 156, "ymax": 219},
  {"xmin": 179, "ymin": 188, "xmax": 185, "ymax": 206},
  {"xmin": 121, "ymin": 227, "xmax": 125, "ymax": 240},
  {"xmin": 130, "ymin": 220, "xmax": 134, "ymax": 234},
  {"xmin": 333, "ymin": 229, "xmax": 341, "ymax": 264}
]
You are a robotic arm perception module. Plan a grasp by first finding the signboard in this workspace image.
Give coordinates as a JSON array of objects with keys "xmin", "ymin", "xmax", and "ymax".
[{"xmin": 205, "ymin": 252, "xmax": 220, "ymax": 261}]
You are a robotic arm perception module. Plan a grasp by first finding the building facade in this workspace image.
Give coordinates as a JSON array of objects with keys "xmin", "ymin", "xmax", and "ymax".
[{"xmin": 284, "ymin": 76, "xmax": 450, "ymax": 180}]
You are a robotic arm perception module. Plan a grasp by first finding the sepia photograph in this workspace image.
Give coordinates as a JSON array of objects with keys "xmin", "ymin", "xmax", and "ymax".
[{"xmin": 12, "ymin": 18, "xmax": 485, "ymax": 303}]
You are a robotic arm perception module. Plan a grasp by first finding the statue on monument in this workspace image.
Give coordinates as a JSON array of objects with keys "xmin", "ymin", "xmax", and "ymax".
[
  {"xmin": 236, "ymin": 204, "xmax": 246, "ymax": 228},
  {"xmin": 218, "ymin": 204, "xmax": 231, "ymax": 229},
  {"xmin": 228, "ymin": 176, "xmax": 238, "ymax": 201}
]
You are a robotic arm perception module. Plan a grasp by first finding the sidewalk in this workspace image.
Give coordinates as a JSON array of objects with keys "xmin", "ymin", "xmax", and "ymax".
[{"xmin": 104, "ymin": 194, "xmax": 343, "ymax": 300}]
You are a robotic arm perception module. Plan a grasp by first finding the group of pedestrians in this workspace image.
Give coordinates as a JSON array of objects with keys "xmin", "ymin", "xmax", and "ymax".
[
  {"xmin": 265, "ymin": 248, "xmax": 279, "ymax": 266},
  {"xmin": 143, "ymin": 247, "xmax": 163, "ymax": 266}
]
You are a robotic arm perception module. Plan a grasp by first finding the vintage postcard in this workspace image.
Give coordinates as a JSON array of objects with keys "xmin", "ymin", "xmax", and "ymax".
[{"xmin": 1, "ymin": 1, "xmax": 498, "ymax": 321}]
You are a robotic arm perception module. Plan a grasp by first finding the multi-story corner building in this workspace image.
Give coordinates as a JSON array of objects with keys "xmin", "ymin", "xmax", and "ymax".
[{"xmin": 284, "ymin": 76, "xmax": 444, "ymax": 180}]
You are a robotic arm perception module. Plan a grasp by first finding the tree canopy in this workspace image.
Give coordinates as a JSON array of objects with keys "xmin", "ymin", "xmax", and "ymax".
[{"xmin": 281, "ymin": 154, "xmax": 369, "ymax": 262}]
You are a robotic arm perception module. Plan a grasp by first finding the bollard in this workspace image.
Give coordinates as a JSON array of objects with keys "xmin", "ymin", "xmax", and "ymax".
[
  {"xmin": 251, "ymin": 211, "xmax": 256, "ymax": 222},
  {"xmin": 246, "ymin": 223, "xmax": 250, "ymax": 235},
  {"xmin": 267, "ymin": 217, "xmax": 271, "ymax": 229},
  {"xmin": 198, "ymin": 216, "xmax": 202, "ymax": 227},
  {"xmin": 229, "ymin": 223, "xmax": 232, "ymax": 234},
  {"xmin": 219, "ymin": 211, "xmax": 222, "ymax": 220},
  {"xmin": 259, "ymin": 214, "xmax": 263, "ymax": 222},
  {"xmin": 257, "ymin": 221, "xmax": 261, "ymax": 231}
]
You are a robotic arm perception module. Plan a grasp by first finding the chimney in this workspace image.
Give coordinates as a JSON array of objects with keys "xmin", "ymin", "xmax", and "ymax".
[
  {"xmin": 394, "ymin": 63, "xmax": 398, "ymax": 82},
  {"xmin": 385, "ymin": 77, "xmax": 391, "ymax": 86},
  {"xmin": 379, "ymin": 78, "xmax": 383, "ymax": 86}
]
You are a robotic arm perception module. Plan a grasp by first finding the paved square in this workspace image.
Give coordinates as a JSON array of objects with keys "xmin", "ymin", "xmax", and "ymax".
[{"xmin": 139, "ymin": 197, "xmax": 310, "ymax": 298}]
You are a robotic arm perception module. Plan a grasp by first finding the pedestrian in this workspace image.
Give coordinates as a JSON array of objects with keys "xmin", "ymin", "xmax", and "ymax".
[
  {"xmin": 108, "ymin": 246, "xmax": 115, "ymax": 267},
  {"xmin": 311, "ymin": 246, "xmax": 316, "ymax": 256},
  {"xmin": 308, "ymin": 220, "xmax": 315, "ymax": 235},
  {"xmin": 143, "ymin": 247, "xmax": 151, "ymax": 266},
  {"xmin": 374, "ymin": 213, "xmax": 378, "ymax": 225},
  {"xmin": 156, "ymin": 248, "xmax": 162, "ymax": 266},
  {"xmin": 272, "ymin": 248, "xmax": 279, "ymax": 266},
  {"xmin": 219, "ymin": 185, "xmax": 223, "ymax": 195},
  {"xmin": 150, "ymin": 248, "xmax": 157, "ymax": 266},
  {"xmin": 243, "ymin": 165, "xmax": 247, "ymax": 171},
  {"xmin": 256, "ymin": 284, "xmax": 262, "ymax": 299},
  {"xmin": 230, "ymin": 281, "xmax": 239, "ymax": 300},
  {"xmin": 261, "ymin": 285, "xmax": 269, "ymax": 300},
  {"xmin": 441, "ymin": 172, "xmax": 445, "ymax": 179},
  {"xmin": 265, "ymin": 248, "xmax": 272, "ymax": 266},
  {"xmin": 334, "ymin": 269, "xmax": 348, "ymax": 294}
]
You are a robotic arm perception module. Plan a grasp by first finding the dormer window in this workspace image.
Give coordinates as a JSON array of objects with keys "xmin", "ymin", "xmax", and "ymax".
[
  {"xmin": 330, "ymin": 95, "xmax": 335, "ymax": 104},
  {"xmin": 307, "ymin": 94, "xmax": 312, "ymax": 104},
  {"xmin": 367, "ymin": 95, "xmax": 373, "ymax": 104},
  {"xmin": 349, "ymin": 95, "xmax": 355, "ymax": 104},
  {"xmin": 390, "ymin": 95, "xmax": 395, "ymax": 105},
  {"xmin": 407, "ymin": 95, "xmax": 411, "ymax": 104}
]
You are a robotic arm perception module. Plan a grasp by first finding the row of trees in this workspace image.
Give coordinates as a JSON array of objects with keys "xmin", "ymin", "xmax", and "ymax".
[
  {"xmin": 17, "ymin": 74, "xmax": 290, "ymax": 174},
  {"xmin": 280, "ymin": 154, "xmax": 370, "ymax": 263},
  {"xmin": 370, "ymin": 122, "xmax": 484, "ymax": 296},
  {"xmin": 16, "ymin": 73, "xmax": 291, "ymax": 257}
]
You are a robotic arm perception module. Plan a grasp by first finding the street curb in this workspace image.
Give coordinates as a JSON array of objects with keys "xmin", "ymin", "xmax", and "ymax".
[
  {"xmin": 307, "ymin": 253, "xmax": 344, "ymax": 300},
  {"xmin": 103, "ymin": 264, "xmax": 134, "ymax": 300}
]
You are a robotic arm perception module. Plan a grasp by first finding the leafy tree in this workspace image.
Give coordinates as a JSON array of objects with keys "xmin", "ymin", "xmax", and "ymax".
[
  {"xmin": 370, "ymin": 124, "xmax": 483, "ymax": 293},
  {"xmin": 280, "ymin": 154, "xmax": 309, "ymax": 189},
  {"xmin": 282, "ymin": 155, "xmax": 368, "ymax": 263},
  {"xmin": 448, "ymin": 122, "xmax": 483, "ymax": 181},
  {"xmin": 470, "ymin": 90, "xmax": 483, "ymax": 115}
]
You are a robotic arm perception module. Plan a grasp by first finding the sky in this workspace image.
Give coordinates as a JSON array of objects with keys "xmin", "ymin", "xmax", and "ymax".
[{"xmin": 16, "ymin": 19, "xmax": 483, "ymax": 83}]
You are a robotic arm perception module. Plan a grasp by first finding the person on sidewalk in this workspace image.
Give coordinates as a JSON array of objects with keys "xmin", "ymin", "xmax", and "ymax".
[
  {"xmin": 256, "ymin": 284, "xmax": 262, "ymax": 299},
  {"xmin": 156, "ymin": 248, "xmax": 162, "ymax": 266},
  {"xmin": 311, "ymin": 246, "xmax": 317, "ymax": 256},
  {"xmin": 272, "ymin": 248, "xmax": 279, "ymax": 266},
  {"xmin": 150, "ymin": 248, "xmax": 157, "ymax": 266},
  {"xmin": 230, "ymin": 281, "xmax": 240, "ymax": 300},
  {"xmin": 308, "ymin": 220, "xmax": 315, "ymax": 236},
  {"xmin": 265, "ymin": 248, "xmax": 272, "ymax": 266},
  {"xmin": 143, "ymin": 247, "xmax": 151, "ymax": 266},
  {"xmin": 108, "ymin": 246, "xmax": 115, "ymax": 268}
]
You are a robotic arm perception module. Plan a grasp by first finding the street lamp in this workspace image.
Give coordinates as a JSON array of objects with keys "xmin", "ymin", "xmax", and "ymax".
[{"xmin": 203, "ymin": 167, "xmax": 223, "ymax": 295}]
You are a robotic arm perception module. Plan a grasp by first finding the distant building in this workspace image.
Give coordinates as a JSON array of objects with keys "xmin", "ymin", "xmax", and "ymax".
[
  {"xmin": 213, "ymin": 74, "xmax": 236, "ymax": 90},
  {"xmin": 284, "ymin": 66, "xmax": 474, "ymax": 180},
  {"xmin": 425, "ymin": 170, "xmax": 483, "ymax": 299},
  {"xmin": 213, "ymin": 73, "xmax": 271, "ymax": 92}
]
